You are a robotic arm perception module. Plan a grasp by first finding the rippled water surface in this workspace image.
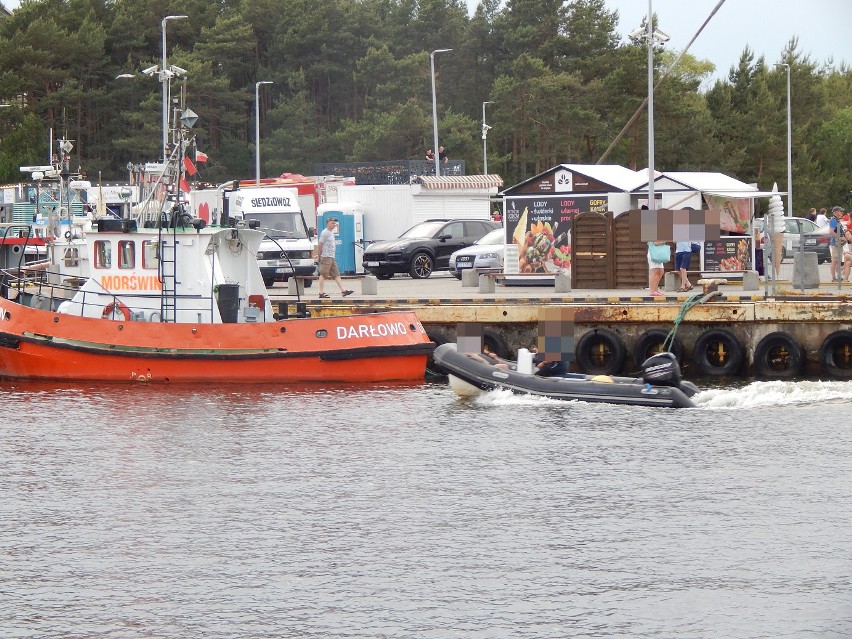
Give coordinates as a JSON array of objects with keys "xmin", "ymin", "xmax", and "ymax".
[{"xmin": 2, "ymin": 379, "xmax": 851, "ymax": 638}]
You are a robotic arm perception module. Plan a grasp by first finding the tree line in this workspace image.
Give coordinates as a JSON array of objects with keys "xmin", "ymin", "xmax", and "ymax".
[{"xmin": 0, "ymin": 0, "xmax": 848, "ymax": 212}]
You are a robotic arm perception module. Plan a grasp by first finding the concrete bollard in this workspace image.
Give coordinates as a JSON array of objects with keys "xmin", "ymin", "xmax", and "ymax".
[
  {"xmin": 478, "ymin": 274, "xmax": 495, "ymax": 294},
  {"xmin": 742, "ymin": 270, "xmax": 759, "ymax": 291},
  {"xmin": 361, "ymin": 275, "xmax": 378, "ymax": 295},
  {"xmin": 288, "ymin": 277, "xmax": 305, "ymax": 295},
  {"xmin": 663, "ymin": 271, "xmax": 679, "ymax": 292},
  {"xmin": 554, "ymin": 271, "xmax": 571, "ymax": 293},
  {"xmin": 461, "ymin": 269, "xmax": 479, "ymax": 287},
  {"xmin": 792, "ymin": 251, "xmax": 821, "ymax": 289}
]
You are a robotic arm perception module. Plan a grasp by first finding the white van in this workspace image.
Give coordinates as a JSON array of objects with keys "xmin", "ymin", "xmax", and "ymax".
[{"xmin": 224, "ymin": 186, "xmax": 316, "ymax": 287}]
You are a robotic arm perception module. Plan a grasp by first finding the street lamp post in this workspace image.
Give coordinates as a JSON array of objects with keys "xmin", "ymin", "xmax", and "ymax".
[
  {"xmin": 255, "ymin": 81, "xmax": 273, "ymax": 185},
  {"xmin": 482, "ymin": 101, "xmax": 494, "ymax": 174},
  {"xmin": 646, "ymin": 0, "xmax": 655, "ymax": 210},
  {"xmin": 161, "ymin": 15, "xmax": 188, "ymax": 162},
  {"xmin": 430, "ymin": 48, "xmax": 452, "ymax": 177},
  {"xmin": 776, "ymin": 62, "xmax": 792, "ymax": 216}
]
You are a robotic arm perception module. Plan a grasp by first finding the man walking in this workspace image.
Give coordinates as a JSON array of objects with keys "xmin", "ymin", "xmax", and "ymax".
[{"xmin": 317, "ymin": 217, "xmax": 354, "ymax": 299}]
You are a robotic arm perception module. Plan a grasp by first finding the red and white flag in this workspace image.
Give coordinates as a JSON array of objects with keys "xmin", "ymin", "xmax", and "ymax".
[
  {"xmin": 183, "ymin": 156, "xmax": 197, "ymax": 176},
  {"xmin": 195, "ymin": 150, "xmax": 208, "ymax": 163}
]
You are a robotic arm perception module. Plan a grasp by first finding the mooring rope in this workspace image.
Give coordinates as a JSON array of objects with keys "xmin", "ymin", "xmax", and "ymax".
[{"xmin": 663, "ymin": 290, "xmax": 723, "ymax": 352}]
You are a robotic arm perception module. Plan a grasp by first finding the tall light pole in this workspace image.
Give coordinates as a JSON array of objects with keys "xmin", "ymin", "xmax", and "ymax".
[
  {"xmin": 430, "ymin": 48, "xmax": 452, "ymax": 177},
  {"xmin": 646, "ymin": 0, "xmax": 655, "ymax": 210},
  {"xmin": 482, "ymin": 101, "xmax": 494, "ymax": 174},
  {"xmin": 255, "ymin": 81, "xmax": 273, "ymax": 185},
  {"xmin": 161, "ymin": 15, "xmax": 188, "ymax": 162},
  {"xmin": 776, "ymin": 62, "xmax": 792, "ymax": 216}
]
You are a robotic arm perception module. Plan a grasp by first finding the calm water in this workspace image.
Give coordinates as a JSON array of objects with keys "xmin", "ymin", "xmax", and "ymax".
[{"xmin": 1, "ymin": 378, "xmax": 851, "ymax": 638}]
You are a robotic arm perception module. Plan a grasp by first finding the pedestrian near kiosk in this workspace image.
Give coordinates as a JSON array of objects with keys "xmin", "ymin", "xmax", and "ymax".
[
  {"xmin": 674, "ymin": 241, "xmax": 694, "ymax": 292},
  {"xmin": 816, "ymin": 208, "xmax": 829, "ymax": 227},
  {"xmin": 647, "ymin": 241, "xmax": 668, "ymax": 297},
  {"xmin": 317, "ymin": 217, "xmax": 354, "ymax": 299}
]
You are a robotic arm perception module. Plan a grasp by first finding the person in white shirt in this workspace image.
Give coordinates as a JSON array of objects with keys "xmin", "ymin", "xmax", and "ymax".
[
  {"xmin": 815, "ymin": 208, "xmax": 829, "ymax": 227},
  {"xmin": 317, "ymin": 217, "xmax": 354, "ymax": 299}
]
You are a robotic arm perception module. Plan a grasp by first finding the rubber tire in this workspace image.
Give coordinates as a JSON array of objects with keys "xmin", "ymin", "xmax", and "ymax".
[
  {"xmin": 409, "ymin": 252, "xmax": 434, "ymax": 279},
  {"xmin": 375, "ymin": 273, "xmax": 393, "ymax": 280},
  {"xmin": 482, "ymin": 328, "xmax": 510, "ymax": 359},
  {"xmin": 633, "ymin": 328, "xmax": 684, "ymax": 366},
  {"xmin": 753, "ymin": 332, "xmax": 803, "ymax": 378},
  {"xmin": 692, "ymin": 328, "xmax": 744, "ymax": 376},
  {"xmin": 263, "ymin": 278, "xmax": 275, "ymax": 288},
  {"xmin": 574, "ymin": 328, "xmax": 627, "ymax": 375},
  {"xmin": 819, "ymin": 330, "xmax": 852, "ymax": 378},
  {"xmin": 303, "ymin": 279, "xmax": 313, "ymax": 288},
  {"xmin": 425, "ymin": 330, "xmax": 449, "ymax": 378}
]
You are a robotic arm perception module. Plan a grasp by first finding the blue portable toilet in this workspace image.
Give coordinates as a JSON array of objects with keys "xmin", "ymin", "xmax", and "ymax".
[{"xmin": 317, "ymin": 202, "xmax": 365, "ymax": 274}]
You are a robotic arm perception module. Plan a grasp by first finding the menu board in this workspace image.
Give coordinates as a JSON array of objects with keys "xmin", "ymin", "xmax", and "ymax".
[
  {"xmin": 703, "ymin": 237, "xmax": 752, "ymax": 271},
  {"xmin": 503, "ymin": 196, "xmax": 604, "ymax": 273}
]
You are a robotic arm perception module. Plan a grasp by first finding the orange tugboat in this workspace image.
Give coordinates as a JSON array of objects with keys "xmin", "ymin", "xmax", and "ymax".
[{"xmin": 0, "ymin": 218, "xmax": 433, "ymax": 383}]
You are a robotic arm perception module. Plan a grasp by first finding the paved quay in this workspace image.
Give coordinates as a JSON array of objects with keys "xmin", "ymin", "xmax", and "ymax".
[{"xmin": 268, "ymin": 261, "xmax": 851, "ymax": 307}]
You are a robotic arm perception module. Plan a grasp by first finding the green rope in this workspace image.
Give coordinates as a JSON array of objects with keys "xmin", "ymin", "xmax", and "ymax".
[{"xmin": 663, "ymin": 290, "xmax": 723, "ymax": 352}]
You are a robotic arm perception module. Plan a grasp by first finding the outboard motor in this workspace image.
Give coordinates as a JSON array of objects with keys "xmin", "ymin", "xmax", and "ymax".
[{"xmin": 641, "ymin": 352, "xmax": 683, "ymax": 388}]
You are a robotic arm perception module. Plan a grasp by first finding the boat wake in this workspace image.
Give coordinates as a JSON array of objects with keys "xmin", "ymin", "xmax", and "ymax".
[{"xmin": 694, "ymin": 379, "xmax": 852, "ymax": 409}]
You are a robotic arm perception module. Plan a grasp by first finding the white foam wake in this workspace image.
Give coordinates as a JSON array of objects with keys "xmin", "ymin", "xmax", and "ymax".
[{"xmin": 694, "ymin": 379, "xmax": 852, "ymax": 409}]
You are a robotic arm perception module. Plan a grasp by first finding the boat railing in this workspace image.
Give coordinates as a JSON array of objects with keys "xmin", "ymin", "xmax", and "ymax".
[{"xmin": 0, "ymin": 267, "xmax": 220, "ymax": 323}]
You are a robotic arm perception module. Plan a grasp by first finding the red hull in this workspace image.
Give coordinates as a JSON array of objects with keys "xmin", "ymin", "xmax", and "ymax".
[{"xmin": 0, "ymin": 301, "xmax": 433, "ymax": 383}]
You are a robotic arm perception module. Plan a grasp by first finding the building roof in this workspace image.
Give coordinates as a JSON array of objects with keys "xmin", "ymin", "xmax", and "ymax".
[{"xmin": 414, "ymin": 175, "xmax": 504, "ymax": 190}]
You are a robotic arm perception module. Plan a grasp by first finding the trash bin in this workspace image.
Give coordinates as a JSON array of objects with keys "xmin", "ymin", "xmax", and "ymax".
[{"xmin": 216, "ymin": 283, "xmax": 240, "ymax": 323}]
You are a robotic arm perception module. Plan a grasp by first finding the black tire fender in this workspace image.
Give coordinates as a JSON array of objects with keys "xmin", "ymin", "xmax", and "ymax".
[
  {"xmin": 633, "ymin": 328, "xmax": 683, "ymax": 366},
  {"xmin": 692, "ymin": 328, "xmax": 744, "ymax": 376},
  {"xmin": 575, "ymin": 328, "xmax": 626, "ymax": 375},
  {"xmin": 753, "ymin": 332, "xmax": 803, "ymax": 378},
  {"xmin": 482, "ymin": 328, "xmax": 510, "ymax": 359},
  {"xmin": 819, "ymin": 330, "xmax": 852, "ymax": 378},
  {"xmin": 425, "ymin": 329, "xmax": 449, "ymax": 377}
]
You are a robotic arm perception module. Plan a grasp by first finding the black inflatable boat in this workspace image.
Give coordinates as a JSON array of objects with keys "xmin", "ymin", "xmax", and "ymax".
[{"xmin": 433, "ymin": 343, "xmax": 699, "ymax": 408}]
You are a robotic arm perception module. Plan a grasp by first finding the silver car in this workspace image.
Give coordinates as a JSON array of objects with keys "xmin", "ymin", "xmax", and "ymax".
[
  {"xmin": 448, "ymin": 228, "xmax": 506, "ymax": 279},
  {"xmin": 754, "ymin": 216, "xmax": 819, "ymax": 260}
]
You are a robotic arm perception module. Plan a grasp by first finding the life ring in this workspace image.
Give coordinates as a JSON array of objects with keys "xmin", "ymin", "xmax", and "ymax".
[
  {"xmin": 482, "ymin": 328, "xmax": 510, "ymax": 359},
  {"xmin": 753, "ymin": 332, "xmax": 803, "ymax": 378},
  {"xmin": 633, "ymin": 328, "xmax": 683, "ymax": 366},
  {"xmin": 575, "ymin": 328, "xmax": 626, "ymax": 375},
  {"xmin": 64, "ymin": 231, "xmax": 72, "ymax": 240},
  {"xmin": 819, "ymin": 330, "xmax": 852, "ymax": 378},
  {"xmin": 692, "ymin": 328, "xmax": 743, "ymax": 376},
  {"xmin": 102, "ymin": 301, "xmax": 131, "ymax": 322}
]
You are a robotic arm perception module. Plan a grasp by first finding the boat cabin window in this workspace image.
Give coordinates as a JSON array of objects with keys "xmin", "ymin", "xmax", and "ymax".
[
  {"xmin": 93, "ymin": 240, "xmax": 111, "ymax": 269},
  {"xmin": 118, "ymin": 240, "xmax": 135, "ymax": 269},
  {"xmin": 142, "ymin": 240, "xmax": 158, "ymax": 269},
  {"xmin": 63, "ymin": 247, "xmax": 79, "ymax": 267}
]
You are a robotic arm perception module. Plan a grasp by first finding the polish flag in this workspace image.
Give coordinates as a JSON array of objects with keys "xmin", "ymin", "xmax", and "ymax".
[
  {"xmin": 183, "ymin": 156, "xmax": 197, "ymax": 176},
  {"xmin": 195, "ymin": 150, "xmax": 208, "ymax": 163}
]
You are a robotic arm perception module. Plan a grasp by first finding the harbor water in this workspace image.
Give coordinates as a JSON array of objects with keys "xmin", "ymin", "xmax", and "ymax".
[{"xmin": 2, "ymin": 379, "xmax": 851, "ymax": 638}]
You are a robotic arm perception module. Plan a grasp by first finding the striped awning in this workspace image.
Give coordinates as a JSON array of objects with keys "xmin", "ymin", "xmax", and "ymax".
[{"xmin": 414, "ymin": 175, "xmax": 504, "ymax": 190}]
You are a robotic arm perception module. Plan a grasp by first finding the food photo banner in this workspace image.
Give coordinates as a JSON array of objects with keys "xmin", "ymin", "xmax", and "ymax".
[{"xmin": 504, "ymin": 196, "xmax": 605, "ymax": 273}]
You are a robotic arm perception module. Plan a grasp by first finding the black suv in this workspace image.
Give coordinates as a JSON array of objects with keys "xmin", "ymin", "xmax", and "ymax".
[{"xmin": 363, "ymin": 219, "xmax": 501, "ymax": 279}]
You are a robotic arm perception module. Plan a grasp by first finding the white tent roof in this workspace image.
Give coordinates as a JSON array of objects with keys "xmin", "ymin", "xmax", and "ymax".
[
  {"xmin": 644, "ymin": 171, "xmax": 758, "ymax": 192},
  {"xmin": 562, "ymin": 164, "xmax": 645, "ymax": 191}
]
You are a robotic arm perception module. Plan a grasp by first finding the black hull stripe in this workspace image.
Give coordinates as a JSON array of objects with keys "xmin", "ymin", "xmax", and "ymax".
[{"xmin": 0, "ymin": 331, "xmax": 435, "ymax": 362}]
